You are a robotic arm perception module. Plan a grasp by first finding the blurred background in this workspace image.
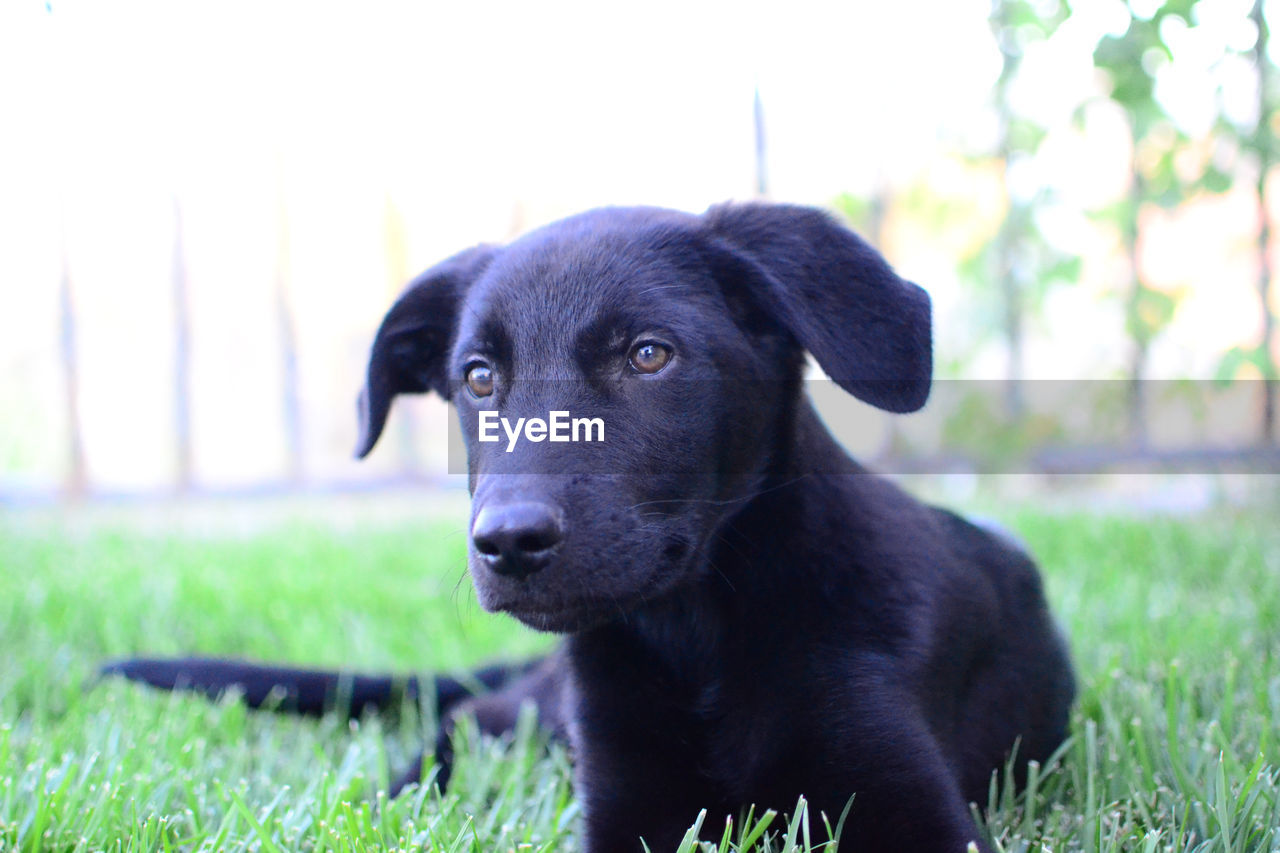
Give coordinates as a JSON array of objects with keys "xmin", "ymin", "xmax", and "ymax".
[{"xmin": 1, "ymin": 0, "xmax": 1278, "ymax": 509}]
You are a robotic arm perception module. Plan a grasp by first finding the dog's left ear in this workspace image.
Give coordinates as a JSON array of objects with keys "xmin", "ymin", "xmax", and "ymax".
[
  {"xmin": 355, "ymin": 245, "xmax": 498, "ymax": 459},
  {"xmin": 704, "ymin": 202, "xmax": 932, "ymax": 413}
]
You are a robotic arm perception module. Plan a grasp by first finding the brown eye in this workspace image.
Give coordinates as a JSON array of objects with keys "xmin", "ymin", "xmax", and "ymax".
[
  {"xmin": 628, "ymin": 341, "xmax": 672, "ymax": 375},
  {"xmin": 465, "ymin": 363, "xmax": 494, "ymax": 397}
]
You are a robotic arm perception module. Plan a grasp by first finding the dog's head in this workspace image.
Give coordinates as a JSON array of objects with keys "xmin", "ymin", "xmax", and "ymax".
[{"xmin": 354, "ymin": 203, "xmax": 931, "ymax": 632}]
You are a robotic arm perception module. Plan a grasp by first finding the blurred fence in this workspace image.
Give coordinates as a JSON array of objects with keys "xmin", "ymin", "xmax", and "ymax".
[{"xmin": 16, "ymin": 197, "xmax": 1277, "ymax": 505}]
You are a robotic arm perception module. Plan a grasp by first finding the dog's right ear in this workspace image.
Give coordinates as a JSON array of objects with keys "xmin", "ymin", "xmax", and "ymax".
[
  {"xmin": 704, "ymin": 202, "xmax": 932, "ymax": 413},
  {"xmin": 355, "ymin": 245, "xmax": 498, "ymax": 459}
]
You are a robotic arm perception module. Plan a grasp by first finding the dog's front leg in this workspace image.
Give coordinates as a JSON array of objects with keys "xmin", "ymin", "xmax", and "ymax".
[
  {"xmin": 811, "ymin": 683, "xmax": 995, "ymax": 853},
  {"xmin": 812, "ymin": 773, "xmax": 992, "ymax": 853},
  {"xmin": 574, "ymin": 749, "xmax": 723, "ymax": 853}
]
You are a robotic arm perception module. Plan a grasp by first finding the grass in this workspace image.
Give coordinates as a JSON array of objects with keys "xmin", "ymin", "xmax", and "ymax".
[{"xmin": 0, "ymin": 498, "xmax": 1277, "ymax": 851}]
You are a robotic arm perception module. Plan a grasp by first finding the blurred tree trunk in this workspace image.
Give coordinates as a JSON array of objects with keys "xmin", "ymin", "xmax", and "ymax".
[
  {"xmin": 172, "ymin": 199, "xmax": 193, "ymax": 491},
  {"xmin": 1094, "ymin": 3, "xmax": 1205, "ymax": 446},
  {"xmin": 995, "ymin": 195, "xmax": 1025, "ymax": 420},
  {"xmin": 754, "ymin": 86, "xmax": 768, "ymax": 199},
  {"xmin": 1125, "ymin": 168, "xmax": 1148, "ymax": 447},
  {"xmin": 58, "ymin": 249, "xmax": 86, "ymax": 499},
  {"xmin": 1253, "ymin": 0, "xmax": 1277, "ymax": 443},
  {"xmin": 384, "ymin": 197, "xmax": 420, "ymax": 477},
  {"xmin": 275, "ymin": 174, "xmax": 303, "ymax": 484},
  {"xmin": 991, "ymin": 0, "xmax": 1024, "ymax": 419}
]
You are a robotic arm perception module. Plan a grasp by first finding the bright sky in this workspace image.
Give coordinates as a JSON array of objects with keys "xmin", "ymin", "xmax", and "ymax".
[{"xmin": 0, "ymin": 0, "xmax": 1270, "ymax": 492}]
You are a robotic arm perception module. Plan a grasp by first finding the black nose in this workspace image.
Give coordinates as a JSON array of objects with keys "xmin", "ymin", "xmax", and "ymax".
[{"xmin": 471, "ymin": 502, "xmax": 564, "ymax": 578}]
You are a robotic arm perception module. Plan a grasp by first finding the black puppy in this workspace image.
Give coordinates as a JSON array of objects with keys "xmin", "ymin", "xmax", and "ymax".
[{"xmin": 106, "ymin": 203, "xmax": 1075, "ymax": 852}]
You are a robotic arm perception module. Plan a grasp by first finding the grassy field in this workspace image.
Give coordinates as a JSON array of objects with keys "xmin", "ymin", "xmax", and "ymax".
[{"xmin": 0, "ymin": 498, "xmax": 1277, "ymax": 851}]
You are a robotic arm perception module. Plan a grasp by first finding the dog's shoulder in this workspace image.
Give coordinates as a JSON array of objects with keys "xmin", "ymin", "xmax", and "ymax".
[
  {"xmin": 806, "ymin": 475, "xmax": 1049, "ymax": 646},
  {"xmin": 924, "ymin": 506, "xmax": 1046, "ymax": 598}
]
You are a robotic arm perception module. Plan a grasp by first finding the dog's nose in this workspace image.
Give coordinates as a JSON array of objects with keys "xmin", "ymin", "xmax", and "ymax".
[{"xmin": 471, "ymin": 502, "xmax": 564, "ymax": 578}]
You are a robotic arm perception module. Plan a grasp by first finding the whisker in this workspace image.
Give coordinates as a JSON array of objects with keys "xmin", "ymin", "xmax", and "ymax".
[
  {"xmin": 634, "ymin": 284, "xmax": 690, "ymax": 298},
  {"xmin": 626, "ymin": 473, "xmax": 812, "ymax": 512}
]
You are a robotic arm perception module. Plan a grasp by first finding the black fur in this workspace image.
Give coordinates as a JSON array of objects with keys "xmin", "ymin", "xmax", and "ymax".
[{"xmin": 105, "ymin": 202, "xmax": 1074, "ymax": 853}]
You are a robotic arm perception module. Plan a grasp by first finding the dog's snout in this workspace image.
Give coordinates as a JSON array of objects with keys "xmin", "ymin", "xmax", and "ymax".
[{"xmin": 471, "ymin": 502, "xmax": 564, "ymax": 578}]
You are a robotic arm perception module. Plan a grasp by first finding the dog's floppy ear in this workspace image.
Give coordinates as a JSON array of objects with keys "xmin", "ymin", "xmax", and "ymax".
[
  {"xmin": 355, "ymin": 245, "xmax": 498, "ymax": 458},
  {"xmin": 704, "ymin": 202, "xmax": 932, "ymax": 413}
]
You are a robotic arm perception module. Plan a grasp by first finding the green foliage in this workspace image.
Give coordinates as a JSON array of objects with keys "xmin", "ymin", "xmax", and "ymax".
[
  {"xmin": 1216, "ymin": 343, "xmax": 1280, "ymax": 381},
  {"xmin": 1127, "ymin": 282, "xmax": 1180, "ymax": 346},
  {"xmin": 975, "ymin": 0, "xmax": 1081, "ymax": 378},
  {"xmin": 940, "ymin": 385, "xmax": 1076, "ymax": 465},
  {"xmin": 830, "ymin": 193, "xmax": 874, "ymax": 233},
  {"xmin": 1093, "ymin": 0, "xmax": 1279, "ymax": 391},
  {"xmin": 1094, "ymin": 8, "xmax": 1186, "ymax": 134},
  {"xmin": 833, "ymin": 0, "xmax": 1089, "ymax": 379},
  {"xmin": 990, "ymin": 0, "xmax": 1072, "ymax": 65},
  {"xmin": 1089, "ymin": 3, "xmax": 1192, "ymax": 383}
]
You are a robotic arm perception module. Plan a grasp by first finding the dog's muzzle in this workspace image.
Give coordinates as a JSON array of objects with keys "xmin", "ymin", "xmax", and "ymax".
[{"xmin": 471, "ymin": 501, "xmax": 565, "ymax": 580}]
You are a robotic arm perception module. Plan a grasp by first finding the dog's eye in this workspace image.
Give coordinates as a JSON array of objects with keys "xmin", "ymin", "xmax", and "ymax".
[
  {"xmin": 628, "ymin": 342, "xmax": 672, "ymax": 375},
  {"xmin": 465, "ymin": 363, "xmax": 495, "ymax": 397}
]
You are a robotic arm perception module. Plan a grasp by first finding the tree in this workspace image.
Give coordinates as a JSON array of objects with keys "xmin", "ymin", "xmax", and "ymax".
[
  {"xmin": 986, "ymin": 0, "xmax": 1078, "ymax": 416},
  {"xmin": 1095, "ymin": 0, "xmax": 1277, "ymax": 444},
  {"xmin": 1215, "ymin": 0, "xmax": 1278, "ymax": 442}
]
